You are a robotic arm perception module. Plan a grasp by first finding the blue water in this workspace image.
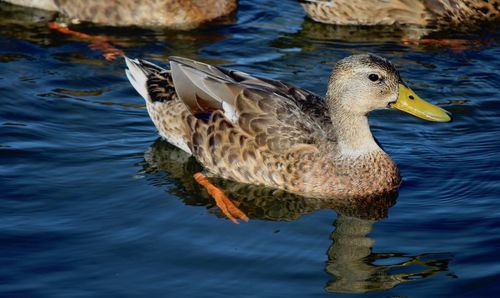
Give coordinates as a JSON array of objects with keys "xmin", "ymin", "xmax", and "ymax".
[{"xmin": 1, "ymin": 1, "xmax": 499, "ymax": 297}]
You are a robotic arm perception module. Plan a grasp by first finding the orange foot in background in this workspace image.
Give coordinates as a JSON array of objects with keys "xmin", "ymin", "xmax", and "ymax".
[
  {"xmin": 402, "ymin": 37, "xmax": 470, "ymax": 53},
  {"xmin": 194, "ymin": 172, "xmax": 249, "ymax": 224},
  {"xmin": 48, "ymin": 22, "xmax": 124, "ymax": 60}
]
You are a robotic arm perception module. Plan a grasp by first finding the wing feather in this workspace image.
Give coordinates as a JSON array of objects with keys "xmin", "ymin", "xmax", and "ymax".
[{"xmin": 168, "ymin": 56, "xmax": 332, "ymax": 153}]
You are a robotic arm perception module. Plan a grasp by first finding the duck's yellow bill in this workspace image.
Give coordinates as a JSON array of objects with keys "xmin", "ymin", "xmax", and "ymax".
[{"xmin": 389, "ymin": 84, "xmax": 451, "ymax": 122}]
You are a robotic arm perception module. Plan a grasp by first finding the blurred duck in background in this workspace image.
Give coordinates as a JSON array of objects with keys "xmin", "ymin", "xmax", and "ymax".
[
  {"xmin": 2, "ymin": 0, "xmax": 237, "ymax": 29},
  {"xmin": 2, "ymin": 0, "xmax": 238, "ymax": 59},
  {"xmin": 299, "ymin": 0, "xmax": 499, "ymax": 45},
  {"xmin": 299, "ymin": 0, "xmax": 499, "ymax": 28}
]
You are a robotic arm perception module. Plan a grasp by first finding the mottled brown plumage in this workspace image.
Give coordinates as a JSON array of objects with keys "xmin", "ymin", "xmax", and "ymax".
[
  {"xmin": 3, "ymin": 0, "xmax": 237, "ymax": 29},
  {"xmin": 125, "ymin": 54, "xmax": 442, "ymax": 198},
  {"xmin": 142, "ymin": 138, "xmax": 399, "ymax": 221},
  {"xmin": 299, "ymin": 0, "xmax": 499, "ymax": 29}
]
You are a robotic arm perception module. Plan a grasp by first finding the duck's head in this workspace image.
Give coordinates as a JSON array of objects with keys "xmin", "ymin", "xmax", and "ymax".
[{"xmin": 326, "ymin": 54, "xmax": 451, "ymax": 122}]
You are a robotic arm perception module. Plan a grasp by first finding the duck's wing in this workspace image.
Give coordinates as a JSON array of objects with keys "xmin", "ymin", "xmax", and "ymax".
[
  {"xmin": 214, "ymin": 63, "xmax": 332, "ymax": 127},
  {"xmin": 169, "ymin": 56, "xmax": 332, "ymax": 153}
]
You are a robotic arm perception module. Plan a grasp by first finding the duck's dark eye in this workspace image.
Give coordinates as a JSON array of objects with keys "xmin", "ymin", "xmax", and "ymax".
[{"xmin": 369, "ymin": 74, "xmax": 379, "ymax": 82}]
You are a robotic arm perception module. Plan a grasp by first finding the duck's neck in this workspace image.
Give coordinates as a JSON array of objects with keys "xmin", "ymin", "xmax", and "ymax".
[{"xmin": 330, "ymin": 110, "xmax": 381, "ymax": 157}]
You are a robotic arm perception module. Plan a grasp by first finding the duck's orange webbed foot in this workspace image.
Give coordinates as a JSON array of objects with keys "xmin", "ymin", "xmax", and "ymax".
[
  {"xmin": 48, "ymin": 22, "xmax": 124, "ymax": 60},
  {"xmin": 193, "ymin": 172, "xmax": 249, "ymax": 224}
]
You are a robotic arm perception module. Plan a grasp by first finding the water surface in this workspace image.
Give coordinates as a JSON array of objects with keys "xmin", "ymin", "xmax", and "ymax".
[{"xmin": 1, "ymin": 1, "xmax": 499, "ymax": 297}]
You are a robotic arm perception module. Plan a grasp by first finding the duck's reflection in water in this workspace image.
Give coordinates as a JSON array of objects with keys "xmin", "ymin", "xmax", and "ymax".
[
  {"xmin": 325, "ymin": 215, "xmax": 452, "ymax": 293},
  {"xmin": 141, "ymin": 139, "xmax": 452, "ymax": 294}
]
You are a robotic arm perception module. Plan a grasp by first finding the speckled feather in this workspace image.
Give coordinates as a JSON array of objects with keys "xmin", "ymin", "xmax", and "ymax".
[{"xmin": 125, "ymin": 56, "xmax": 401, "ymax": 199}]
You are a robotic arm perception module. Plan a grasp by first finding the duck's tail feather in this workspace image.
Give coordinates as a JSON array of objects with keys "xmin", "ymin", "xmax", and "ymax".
[
  {"xmin": 124, "ymin": 56, "xmax": 151, "ymax": 102},
  {"xmin": 124, "ymin": 56, "xmax": 170, "ymax": 103}
]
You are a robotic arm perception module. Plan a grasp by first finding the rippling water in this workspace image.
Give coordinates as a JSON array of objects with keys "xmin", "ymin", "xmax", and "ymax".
[{"xmin": 1, "ymin": 1, "xmax": 499, "ymax": 297}]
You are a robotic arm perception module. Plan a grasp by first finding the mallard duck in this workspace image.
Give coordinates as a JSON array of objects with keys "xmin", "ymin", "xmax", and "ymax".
[
  {"xmin": 125, "ymin": 54, "xmax": 450, "ymax": 222},
  {"xmin": 2, "ymin": 0, "xmax": 237, "ymax": 29},
  {"xmin": 299, "ymin": 0, "xmax": 499, "ymax": 28}
]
